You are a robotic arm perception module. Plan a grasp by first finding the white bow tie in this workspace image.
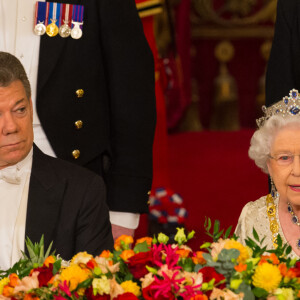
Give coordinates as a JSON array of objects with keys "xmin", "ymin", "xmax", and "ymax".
[{"xmin": 0, "ymin": 167, "xmax": 21, "ymax": 184}]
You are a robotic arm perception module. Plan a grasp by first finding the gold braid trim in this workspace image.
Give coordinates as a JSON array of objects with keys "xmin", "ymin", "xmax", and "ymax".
[
  {"xmin": 136, "ymin": 0, "xmax": 163, "ymax": 18},
  {"xmin": 266, "ymin": 194, "xmax": 279, "ymax": 248}
]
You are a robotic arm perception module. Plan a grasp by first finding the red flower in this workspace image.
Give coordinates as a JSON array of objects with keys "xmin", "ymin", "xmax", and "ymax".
[
  {"xmin": 86, "ymin": 258, "xmax": 98, "ymax": 270},
  {"xmin": 32, "ymin": 264, "xmax": 53, "ymax": 287},
  {"xmin": 198, "ymin": 267, "xmax": 226, "ymax": 289},
  {"xmin": 114, "ymin": 292, "xmax": 139, "ymax": 300},
  {"xmin": 85, "ymin": 287, "xmax": 110, "ymax": 300},
  {"xmin": 142, "ymin": 282, "xmax": 174, "ymax": 300},
  {"xmin": 127, "ymin": 251, "xmax": 154, "ymax": 279}
]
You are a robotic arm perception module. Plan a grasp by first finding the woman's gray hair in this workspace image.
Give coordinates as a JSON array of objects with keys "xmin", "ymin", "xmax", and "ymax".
[{"xmin": 249, "ymin": 115, "xmax": 300, "ymax": 173}]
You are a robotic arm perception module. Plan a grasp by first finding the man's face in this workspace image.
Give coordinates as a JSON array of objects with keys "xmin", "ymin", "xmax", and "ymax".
[{"xmin": 0, "ymin": 80, "xmax": 33, "ymax": 169}]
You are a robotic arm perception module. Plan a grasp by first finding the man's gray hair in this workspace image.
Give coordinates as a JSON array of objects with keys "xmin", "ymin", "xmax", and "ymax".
[
  {"xmin": 0, "ymin": 52, "xmax": 31, "ymax": 99},
  {"xmin": 249, "ymin": 115, "xmax": 300, "ymax": 173}
]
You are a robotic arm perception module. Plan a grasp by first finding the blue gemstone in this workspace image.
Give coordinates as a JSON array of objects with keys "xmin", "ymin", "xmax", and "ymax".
[
  {"xmin": 271, "ymin": 191, "xmax": 275, "ymax": 197},
  {"xmin": 290, "ymin": 107, "xmax": 300, "ymax": 115},
  {"xmin": 292, "ymin": 91, "xmax": 297, "ymax": 98},
  {"xmin": 276, "ymin": 109, "xmax": 279, "ymax": 114},
  {"xmin": 297, "ymin": 239, "xmax": 300, "ymax": 249},
  {"xmin": 284, "ymin": 98, "xmax": 289, "ymax": 104},
  {"xmin": 292, "ymin": 216, "xmax": 298, "ymax": 223},
  {"xmin": 288, "ymin": 205, "xmax": 293, "ymax": 213}
]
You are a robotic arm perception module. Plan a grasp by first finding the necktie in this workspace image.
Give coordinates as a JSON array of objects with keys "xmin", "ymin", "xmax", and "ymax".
[{"xmin": 0, "ymin": 167, "xmax": 21, "ymax": 184}]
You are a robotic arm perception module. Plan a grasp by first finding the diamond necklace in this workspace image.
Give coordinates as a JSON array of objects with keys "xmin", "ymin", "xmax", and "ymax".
[{"xmin": 287, "ymin": 202, "xmax": 300, "ymax": 249}]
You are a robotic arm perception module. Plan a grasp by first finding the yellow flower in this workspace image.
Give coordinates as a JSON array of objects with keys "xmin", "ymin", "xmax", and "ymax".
[
  {"xmin": 60, "ymin": 265, "xmax": 90, "ymax": 291},
  {"xmin": 252, "ymin": 263, "xmax": 282, "ymax": 292},
  {"xmin": 120, "ymin": 280, "xmax": 141, "ymax": 297},
  {"xmin": 0, "ymin": 278, "xmax": 9, "ymax": 295},
  {"xmin": 71, "ymin": 252, "xmax": 93, "ymax": 266},
  {"xmin": 275, "ymin": 288, "xmax": 294, "ymax": 300},
  {"xmin": 92, "ymin": 276, "xmax": 110, "ymax": 296},
  {"xmin": 224, "ymin": 240, "xmax": 251, "ymax": 263}
]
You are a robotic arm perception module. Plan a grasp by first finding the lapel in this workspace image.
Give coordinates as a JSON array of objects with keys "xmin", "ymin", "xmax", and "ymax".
[
  {"xmin": 25, "ymin": 145, "xmax": 67, "ymax": 249},
  {"xmin": 37, "ymin": 0, "xmax": 83, "ymax": 97}
]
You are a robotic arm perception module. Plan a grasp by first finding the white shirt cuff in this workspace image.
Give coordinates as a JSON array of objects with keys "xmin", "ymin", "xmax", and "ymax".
[{"xmin": 109, "ymin": 211, "xmax": 140, "ymax": 229}]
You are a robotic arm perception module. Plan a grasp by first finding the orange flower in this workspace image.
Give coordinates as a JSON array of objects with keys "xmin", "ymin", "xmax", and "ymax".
[
  {"xmin": 120, "ymin": 250, "xmax": 135, "ymax": 262},
  {"xmin": 176, "ymin": 249, "xmax": 191, "ymax": 258},
  {"xmin": 234, "ymin": 263, "xmax": 247, "ymax": 272},
  {"xmin": 286, "ymin": 268, "xmax": 298, "ymax": 278},
  {"xmin": 114, "ymin": 235, "xmax": 134, "ymax": 251},
  {"xmin": 9, "ymin": 273, "xmax": 20, "ymax": 287},
  {"xmin": 135, "ymin": 237, "xmax": 152, "ymax": 247},
  {"xmin": 2, "ymin": 286, "xmax": 14, "ymax": 297},
  {"xmin": 190, "ymin": 294, "xmax": 208, "ymax": 300},
  {"xmin": 269, "ymin": 253, "xmax": 279, "ymax": 265},
  {"xmin": 192, "ymin": 251, "xmax": 206, "ymax": 265},
  {"xmin": 24, "ymin": 293, "xmax": 40, "ymax": 300},
  {"xmin": 297, "ymin": 289, "xmax": 300, "ymax": 298},
  {"xmin": 278, "ymin": 263, "xmax": 288, "ymax": 277},
  {"xmin": 258, "ymin": 255, "xmax": 270, "ymax": 266},
  {"xmin": 99, "ymin": 250, "xmax": 112, "ymax": 259},
  {"xmin": 44, "ymin": 256, "xmax": 55, "ymax": 267}
]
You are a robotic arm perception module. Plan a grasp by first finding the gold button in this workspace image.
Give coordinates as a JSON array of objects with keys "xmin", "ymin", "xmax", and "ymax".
[
  {"xmin": 74, "ymin": 120, "xmax": 83, "ymax": 129},
  {"xmin": 76, "ymin": 89, "xmax": 84, "ymax": 98},
  {"xmin": 147, "ymin": 190, "xmax": 151, "ymax": 195},
  {"xmin": 72, "ymin": 149, "xmax": 80, "ymax": 159}
]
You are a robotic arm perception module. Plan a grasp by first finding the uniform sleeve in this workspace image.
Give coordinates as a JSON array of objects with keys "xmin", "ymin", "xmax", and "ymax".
[
  {"xmin": 265, "ymin": 0, "xmax": 297, "ymax": 106},
  {"xmin": 98, "ymin": 0, "xmax": 156, "ymax": 213}
]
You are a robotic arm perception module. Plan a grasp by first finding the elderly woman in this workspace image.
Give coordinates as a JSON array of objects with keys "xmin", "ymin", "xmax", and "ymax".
[{"xmin": 235, "ymin": 89, "xmax": 300, "ymax": 257}]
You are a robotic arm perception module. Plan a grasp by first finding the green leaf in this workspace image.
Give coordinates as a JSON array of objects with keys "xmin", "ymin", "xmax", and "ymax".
[
  {"xmin": 214, "ymin": 230, "xmax": 224, "ymax": 240},
  {"xmin": 236, "ymin": 282, "xmax": 255, "ymax": 300},
  {"xmin": 224, "ymin": 226, "xmax": 232, "ymax": 239},
  {"xmin": 200, "ymin": 242, "xmax": 211, "ymax": 249},
  {"xmin": 77, "ymin": 278, "xmax": 93, "ymax": 289},
  {"xmin": 52, "ymin": 260, "xmax": 61, "ymax": 275},
  {"xmin": 286, "ymin": 245, "xmax": 292, "ymax": 255},
  {"xmin": 252, "ymin": 228, "xmax": 259, "ymax": 242},
  {"xmin": 205, "ymin": 217, "xmax": 212, "ymax": 232},
  {"xmin": 133, "ymin": 241, "xmax": 149, "ymax": 253},
  {"xmin": 213, "ymin": 220, "xmax": 220, "ymax": 235},
  {"xmin": 252, "ymin": 287, "xmax": 268, "ymax": 298}
]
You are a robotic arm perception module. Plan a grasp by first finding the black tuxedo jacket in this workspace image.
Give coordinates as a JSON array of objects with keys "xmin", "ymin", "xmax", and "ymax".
[
  {"xmin": 25, "ymin": 145, "xmax": 114, "ymax": 260},
  {"xmin": 266, "ymin": 0, "xmax": 300, "ymax": 106},
  {"xmin": 37, "ymin": 0, "xmax": 156, "ymax": 213}
]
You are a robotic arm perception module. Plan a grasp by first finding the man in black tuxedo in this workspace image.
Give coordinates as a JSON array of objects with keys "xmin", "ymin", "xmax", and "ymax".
[
  {"xmin": 3, "ymin": 0, "xmax": 156, "ymax": 239},
  {"xmin": 0, "ymin": 52, "xmax": 113, "ymax": 269},
  {"xmin": 266, "ymin": 0, "xmax": 300, "ymax": 105}
]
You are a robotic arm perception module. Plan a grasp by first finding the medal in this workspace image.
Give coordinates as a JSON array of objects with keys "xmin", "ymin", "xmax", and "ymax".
[
  {"xmin": 59, "ymin": 4, "xmax": 72, "ymax": 38},
  {"xmin": 59, "ymin": 22, "xmax": 71, "ymax": 38},
  {"xmin": 46, "ymin": 19, "xmax": 59, "ymax": 37},
  {"xmin": 71, "ymin": 4, "xmax": 84, "ymax": 39},
  {"xmin": 71, "ymin": 21, "xmax": 83, "ymax": 39},
  {"xmin": 34, "ymin": 2, "xmax": 47, "ymax": 36},
  {"xmin": 46, "ymin": 2, "xmax": 60, "ymax": 37},
  {"xmin": 34, "ymin": 21, "xmax": 46, "ymax": 35}
]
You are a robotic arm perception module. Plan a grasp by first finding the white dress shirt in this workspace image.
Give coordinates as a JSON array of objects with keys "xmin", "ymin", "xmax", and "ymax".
[
  {"xmin": 0, "ymin": 149, "xmax": 33, "ymax": 270},
  {"xmin": 0, "ymin": 0, "xmax": 139, "ymax": 230}
]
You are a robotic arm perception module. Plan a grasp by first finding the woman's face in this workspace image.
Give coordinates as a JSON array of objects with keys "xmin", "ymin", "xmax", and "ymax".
[{"xmin": 267, "ymin": 126, "xmax": 300, "ymax": 206}]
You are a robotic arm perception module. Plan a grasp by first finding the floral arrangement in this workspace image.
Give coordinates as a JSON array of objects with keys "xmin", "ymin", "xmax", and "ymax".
[{"xmin": 0, "ymin": 219, "xmax": 300, "ymax": 300}]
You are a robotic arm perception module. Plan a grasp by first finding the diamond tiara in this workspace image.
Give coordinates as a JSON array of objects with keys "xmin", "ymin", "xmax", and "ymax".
[{"xmin": 257, "ymin": 89, "xmax": 300, "ymax": 128}]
